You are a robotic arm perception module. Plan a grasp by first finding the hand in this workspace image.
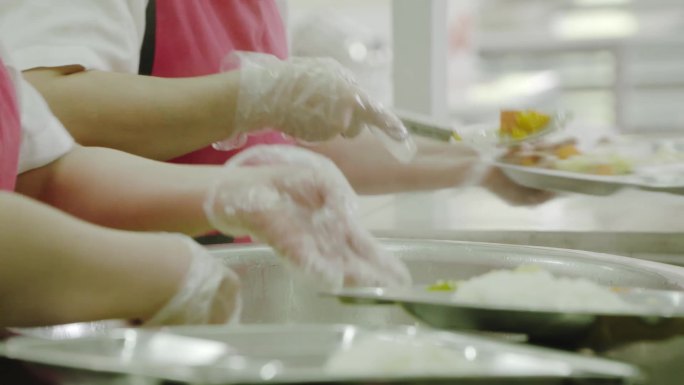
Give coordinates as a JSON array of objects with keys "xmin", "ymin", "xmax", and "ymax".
[
  {"xmin": 204, "ymin": 145, "xmax": 411, "ymax": 289},
  {"xmin": 428, "ymin": 141, "xmax": 554, "ymax": 206},
  {"xmin": 227, "ymin": 52, "xmax": 410, "ymax": 143},
  {"xmin": 143, "ymin": 235, "xmax": 241, "ymax": 326},
  {"xmin": 480, "ymin": 167, "xmax": 555, "ymax": 206}
]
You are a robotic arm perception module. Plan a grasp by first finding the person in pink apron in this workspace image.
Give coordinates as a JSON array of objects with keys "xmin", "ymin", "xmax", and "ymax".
[
  {"xmin": 0, "ymin": 1, "xmax": 549, "ymax": 218},
  {"xmin": 152, "ymin": 1, "xmax": 291, "ymax": 243},
  {"xmin": 0, "ymin": 0, "xmax": 408, "ymax": 163},
  {"xmin": 153, "ymin": 0, "xmax": 293, "ymax": 166},
  {"xmin": 1, "ymin": 42, "xmax": 409, "ymax": 329},
  {"xmin": 0, "ymin": 52, "xmax": 241, "ymax": 329}
]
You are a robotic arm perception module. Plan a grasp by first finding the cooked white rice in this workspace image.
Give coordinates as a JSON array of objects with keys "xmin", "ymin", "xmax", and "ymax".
[
  {"xmin": 326, "ymin": 335, "xmax": 474, "ymax": 376},
  {"xmin": 452, "ymin": 266, "xmax": 633, "ymax": 313}
]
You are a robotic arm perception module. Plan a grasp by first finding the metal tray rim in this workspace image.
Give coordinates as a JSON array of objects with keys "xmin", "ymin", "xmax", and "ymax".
[
  {"xmin": 327, "ymin": 286, "xmax": 684, "ymax": 319},
  {"xmin": 4, "ymin": 324, "xmax": 642, "ymax": 384}
]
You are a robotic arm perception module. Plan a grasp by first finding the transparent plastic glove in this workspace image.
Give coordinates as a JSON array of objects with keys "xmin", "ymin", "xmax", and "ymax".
[
  {"xmin": 143, "ymin": 235, "xmax": 241, "ymax": 326},
  {"xmin": 204, "ymin": 145, "xmax": 412, "ymax": 289},
  {"xmin": 215, "ymin": 52, "xmax": 416, "ymax": 162}
]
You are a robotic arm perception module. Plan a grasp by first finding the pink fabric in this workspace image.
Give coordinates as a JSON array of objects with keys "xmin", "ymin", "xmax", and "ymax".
[
  {"xmin": 0, "ymin": 59, "xmax": 21, "ymax": 191},
  {"xmin": 152, "ymin": 0, "xmax": 294, "ymax": 166}
]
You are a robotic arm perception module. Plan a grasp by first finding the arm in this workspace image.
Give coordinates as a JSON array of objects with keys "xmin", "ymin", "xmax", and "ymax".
[
  {"xmin": 309, "ymin": 132, "xmax": 552, "ymax": 205},
  {"xmin": 0, "ymin": 191, "xmax": 192, "ymax": 326},
  {"xmin": 23, "ymin": 67, "xmax": 239, "ymax": 161},
  {"xmin": 14, "ymin": 144, "xmax": 410, "ymax": 290},
  {"xmin": 15, "ymin": 145, "xmax": 226, "ymax": 235},
  {"xmin": 307, "ymin": 134, "xmax": 478, "ymax": 194},
  {"xmin": 23, "ymin": 55, "xmax": 411, "ymax": 162}
]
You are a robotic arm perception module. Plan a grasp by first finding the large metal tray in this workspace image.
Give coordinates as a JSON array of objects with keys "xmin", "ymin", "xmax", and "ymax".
[
  {"xmin": 328, "ymin": 285, "xmax": 684, "ymax": 350},
  {"xmin": 3, "ymin": 324, "xmax": 643, "ymax": 384},
  {"xmin": 13, "ymin": 240, "xmax": 684, "ymax": 342},
  {"xmin": 226, "ymin": 240, "xmax": 684, "ymax": 324}
]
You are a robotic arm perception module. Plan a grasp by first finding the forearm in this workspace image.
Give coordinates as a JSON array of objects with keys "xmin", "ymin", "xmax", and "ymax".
[
  {"xmin": 16, "ymin": 146, "xmax": 220, "ymax": 235},
  {"xmin": 308, "ymin": 133, "xmax": 484, "ymax": 195},
  {"xmin": 23, "ymin": 66, "xmax": 239, "ymax": 160},
  {"xmin": 0, "ymin": 192, "xmax": 191, "ymax": 327}
]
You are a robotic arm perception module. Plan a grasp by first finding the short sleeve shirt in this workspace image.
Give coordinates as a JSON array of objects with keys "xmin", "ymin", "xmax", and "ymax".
[
  {"xmin": 0, "ymin": 42, "xmax": 75, "ymax": 174},
  {"xmin": 0, "ymin": 1, "xmax": 146, "ymax": 72},
  {"xmin": 0, "ymin": 0, "xmax": 291, "ymax": 167}
]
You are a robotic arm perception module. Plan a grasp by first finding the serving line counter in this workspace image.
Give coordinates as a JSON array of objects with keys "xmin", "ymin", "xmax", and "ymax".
[
  {"xmin": 5, "ymin": 239, "xmax": 684, "ymax": 384},
  {"xmin": 358, "ymin": 186, "xmax": 684, "ymax": 265}
]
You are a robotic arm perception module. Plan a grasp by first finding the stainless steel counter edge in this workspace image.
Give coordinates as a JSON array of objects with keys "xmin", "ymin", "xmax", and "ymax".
[{"xmin": 371, "ymin": 230, "xmax": 684, "ymax": 265}]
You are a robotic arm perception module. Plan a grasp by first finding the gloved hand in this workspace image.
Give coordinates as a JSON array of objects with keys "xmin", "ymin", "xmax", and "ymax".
[
  {"xmin": 216, "ymin": 52, "xmax": 414, "ymax": 160},
  {"xmin": 204, "ymin": 145, "xmax": 412, "ymax": 289},
  {"xmin": 143, "ymin": 235, "xmax": 241, "ymax": 326}
]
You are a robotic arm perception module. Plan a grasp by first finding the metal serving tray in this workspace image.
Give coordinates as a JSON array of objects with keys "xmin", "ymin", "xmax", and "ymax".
[
  {"xmin": 12, "ymin": 240, "xmax": 684, "ymax": 342},
  {"xmin": 328, "ymin": 285, "xmax": 684, "ymax": 350},
  {"xmin": 4, "ymin": 324, "xmax": 643, "ymax": 384}
]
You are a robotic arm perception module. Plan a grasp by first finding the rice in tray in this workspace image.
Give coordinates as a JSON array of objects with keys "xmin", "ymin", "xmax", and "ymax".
[
  {"xmin": 326, "ymin": 335, "xmax": 475, "ymax": 376},
  {"xmin": 451, "ymin": 265, "xmax": 634, "ymax": 313}
]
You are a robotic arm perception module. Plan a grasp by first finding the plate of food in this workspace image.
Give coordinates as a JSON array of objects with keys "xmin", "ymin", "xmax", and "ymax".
[
  {"xmin": 496, "ymin": 135, "xmax": 684, "ymax": 195},
  {"xmin": 328, "ymin": 265, "xmax": 684, "ymax": 351}
]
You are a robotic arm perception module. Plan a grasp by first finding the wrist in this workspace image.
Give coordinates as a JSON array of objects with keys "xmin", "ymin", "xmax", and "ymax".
[
  {"xmin": 143, "ymin": 234, "xmax": 240, "ymax": 326},
  {"xmin": 206, "ymin": 71, "xmax": 243, "ymax": 139},
  {"xmin": 135, "ymin": 233, "xmax": 196, "ymax": 323}
]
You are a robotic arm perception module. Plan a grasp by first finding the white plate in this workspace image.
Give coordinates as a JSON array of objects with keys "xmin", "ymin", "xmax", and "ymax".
[
  {"xmin": 495, "ymin": 135, "xmax": 684, "ymax": 195},
  {"xmin": 495, "ymin": 162, "xmax": 684, "ymax": 195}
]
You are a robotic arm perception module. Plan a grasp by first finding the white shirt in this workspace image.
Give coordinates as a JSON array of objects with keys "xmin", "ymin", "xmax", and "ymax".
[
  {"xmin": 0, "ymin": 42, "xmax": 74, "ymax": 173},
  {"xmin": 0, "ymin": 1, "xmax": 147, "ymax": 73}
]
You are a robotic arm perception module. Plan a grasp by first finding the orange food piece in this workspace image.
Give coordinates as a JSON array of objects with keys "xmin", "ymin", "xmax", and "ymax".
[
  {"xmin": 500, "ymin": 111, "xmax": 518, "ymax": 135},
  {"xmin": 519, "ymin": 155, "xmax": 542, "ymax": 166},
  {"xmin": 554, "ymin": 144, "xmax": 581, "ymax": 160},
  {"xmin": 592, "ymin": 165, "xmax": 615, "ymax": 175}
]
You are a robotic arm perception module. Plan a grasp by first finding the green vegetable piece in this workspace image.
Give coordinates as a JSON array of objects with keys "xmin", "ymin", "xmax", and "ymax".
[{"xmin": 427, "ymin": 280, "xmax": 459, "ymax": 292}]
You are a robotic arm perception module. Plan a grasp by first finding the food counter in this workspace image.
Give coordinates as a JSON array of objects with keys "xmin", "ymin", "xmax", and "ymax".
[
  {"xmin": 359, "ymin": 186, "xmax": 684, "ymax": 265},
  {"xmin": 5, "ymin": 240, "xmax": 684, "ymax": 384}
]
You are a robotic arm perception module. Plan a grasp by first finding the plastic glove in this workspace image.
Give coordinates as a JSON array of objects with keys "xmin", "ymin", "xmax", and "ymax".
[
  {"xmin": 204, "ymin": 145, "xmax": 411, "ymax": 289},
  {"xmin": 219, "ymin": 52, "xmax": 414, "ymax": 152},
  {"xmin": 143, "ymin": 235, "xmax": 241, "ymax": 326}
]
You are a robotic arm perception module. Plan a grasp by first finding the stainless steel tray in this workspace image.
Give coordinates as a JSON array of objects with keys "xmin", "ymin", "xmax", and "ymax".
[
  {"xmin": 225, "ymin": 240, "xmax": 684, "ymax": 325},
  {"xmin": 327, "ymin": 285, "xmax": 684, "ymax": 350},
  {"xmin": 4, "ymin": 324, "xmax": 643, "ymax": 384},
  {"xmin": 13, "ymin": 240, "xmax": 684, "ymax": 342},
  {"xmin": 496, "ymin": 163, "xmax": 684, "ymax": 196}
]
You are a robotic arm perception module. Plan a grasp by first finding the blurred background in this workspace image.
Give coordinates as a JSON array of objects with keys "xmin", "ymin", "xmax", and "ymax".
[
  {"xmin": 284, "ymin": 0, "xmax": 684, "ymax": 133},
  {"xmin": 276, "ymin": 0, "xmax": 684, "ymax": 262}
]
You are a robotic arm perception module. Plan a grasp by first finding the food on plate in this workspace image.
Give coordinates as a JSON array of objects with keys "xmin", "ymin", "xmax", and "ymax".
[
  {"xmin": 501, "ymin": 138, "xmax": 578, "ymax": 163},
  {"xmin": 501, "ymin": 138, "xmax": 633, "ymax": 176},
  {"xmin": 439, "ymin": 265, "xmax": 634, "ymax": 313},
  {"xmin": 499, "ymin": 110, "xmax": 551, "ymax": 141},
  {"xmin": 326, "ymin": 334, "xmax": 474, "ymax": 376},
  {"xmin": 554, "ymin": 143, "xmax": 581, "ymax": 160},
  {"xmin": 554, "ymin": 153, "xmax": 632, "ymax": 176}
]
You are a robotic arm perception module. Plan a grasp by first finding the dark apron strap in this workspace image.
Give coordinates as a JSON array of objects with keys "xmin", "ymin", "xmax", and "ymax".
[
  {"xmin": 194, "ymin": 233, "xmax": 236, "ymax": 245},
  {"xmin": 138, "ymin": 0, "xmax": 157, "ymax": 76}
]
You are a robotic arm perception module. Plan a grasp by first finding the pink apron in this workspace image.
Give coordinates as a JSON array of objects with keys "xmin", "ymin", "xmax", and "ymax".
[
  {"xmin": 151, "ymin": 1, "xmax": 292, "ymax": 242},
  {"xmin": 152, "ymin": 0, "xmax": 293, "ymax": 166},
  {"xmin": 0, "ymin": 58, "xmax": 21, "ymax": 191}
]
